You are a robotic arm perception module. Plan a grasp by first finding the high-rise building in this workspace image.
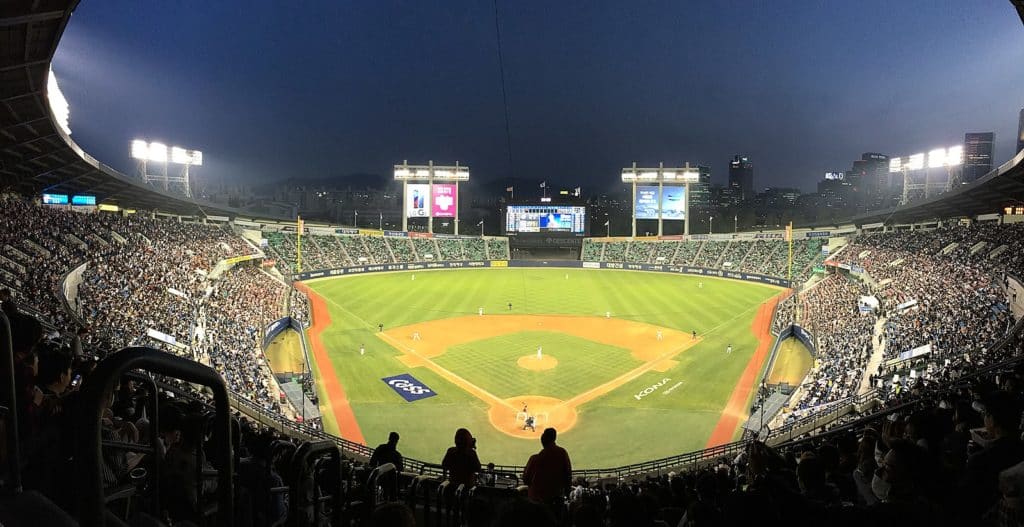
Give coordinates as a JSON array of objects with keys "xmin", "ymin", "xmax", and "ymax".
[
  {"xmin": 728, "ymin": 155, "xmax": 754, "ymax": 202},
  {"xmin": 688, "ymin": 165, "xmax": 712, "ymax": 209},
  {"xmin": 1017, "ymin": 109, "xmax": 1024, "ymax": 155},
  {"xmin": 861, "ymin": 153, "xmax": 889, "ymax": 193},
  {"xmin": 964, "ymin": 132, "xmax": 995, "ymax": 182}
]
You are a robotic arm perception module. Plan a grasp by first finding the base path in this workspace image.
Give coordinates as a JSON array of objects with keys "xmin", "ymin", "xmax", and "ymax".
[
  {"xmin": 705, "ymin": 295, "xmax": 781, "ymax": 447},
  {"xmin": 294, "ymin": 282, "xmax": 366, "ymax": 445},
  {"xmin": 380, "ymin": 315, "xmax": 700, "ymax": 438}
]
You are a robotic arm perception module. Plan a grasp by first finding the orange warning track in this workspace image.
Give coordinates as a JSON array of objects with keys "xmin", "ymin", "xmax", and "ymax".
[
  {"xmin": 294, "ymin": 282, "xmax": 366, "ymax": 445},
  {"xmin": 705, "ymin": 294, "xmax": 782, "ymax": 447}
]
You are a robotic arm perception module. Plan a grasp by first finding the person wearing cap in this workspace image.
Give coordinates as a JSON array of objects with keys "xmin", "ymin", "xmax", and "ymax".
[{"xmin": 963, "ymin": 390, "xmax": 1024, "ymax": 516}]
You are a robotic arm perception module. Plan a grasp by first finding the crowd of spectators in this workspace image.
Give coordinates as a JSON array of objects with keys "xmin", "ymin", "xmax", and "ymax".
[
  {"xmin": 464, "ymin": 238, "xmax": 487, "ymax": 260},
  {"xmin": 7, "ymin": 192, "xmax": 1024, "ymax": 526},
  {"xmin": 692, "ymin": 241, "xmax": 728, "ymax": 268},
  {"xmin": 361, "ymin": 235, "xmax": 393, "ymax": 264},
  {"xmin": 839, "ymin": 225, "xmax": 1020, "ymax": 392},
  {"xmin": 718, "ymin": 241, "xmax": 751, "ymax": 269},
  {"xmin": 203, "ymin": 265, "xmax": 286, "ymax": 408},
  {"xmin": 671, "ymin": 241, "xmax": 701, "ymax": 265},
  {"xmin": 579, "ymin": 238, "xmax": 824, "ymax": 282},
  {"xmin": 437, "ymin": 238, "xmax": 465, "ymax": 260},
  {"xmin": 788, "ymin": 274, "xmax": 876, "ymax": 413},
  {"xmin": 411, "ymin": 238, "xmax": 437, "ymax": 260},
  {"xmin": 580, "ymin": 240, "xmax": 603, "ymax": 261},
  {"xmin": 625, "ymin": 242, "xmax": 654, "ymax": 263},
  {"xmin": 387, "ymin": 237, "xmax": 416, "ymax": 262},
  {"xmin": 486, "ymin": 238, "xmax": 510, "ymax": 260}
]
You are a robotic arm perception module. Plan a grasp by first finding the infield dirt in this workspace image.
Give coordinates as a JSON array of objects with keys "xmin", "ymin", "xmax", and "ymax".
[{"xmin": 378, "ymin": 315, "xmax": 699, "ymax": 438}]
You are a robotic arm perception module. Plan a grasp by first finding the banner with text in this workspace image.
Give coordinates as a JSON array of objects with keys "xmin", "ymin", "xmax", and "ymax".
[{"xmin": 431, "ymin": 184, "xmax": 457, "ymax": 218}]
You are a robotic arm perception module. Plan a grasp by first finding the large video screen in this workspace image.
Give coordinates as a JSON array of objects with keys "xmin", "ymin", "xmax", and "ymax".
[
  {"xmin": 71, "ymin": 195, "xmax": 97, "ymax": 206},
  {"xmin": 42, "ymin": 193, "xmax": 69, "ymax": 205},
  {"xmin": 506, "ymin": 205, "xmax": 586, "ymax": 235},
  {"xmin": 635, "ymin": 186, "xmax": 659, "ymax": 219},
  {"xmin": 661, "ymin": 186, "xmax": 685, "ymax": 220},
  {"xmin": 431, "ymin": 184, "xmax": 457, "ymax": 218},
  {"xmin": 406, "ymin": 184, "xmax": 430, "ymax": 218},
  {"xmin": 632, "ymin": 185, "xmax": 686, "ymax": 220}
]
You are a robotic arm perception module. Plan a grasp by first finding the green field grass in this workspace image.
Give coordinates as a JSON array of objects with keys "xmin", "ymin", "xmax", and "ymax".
[
  {"xmin": 434, "ymin": 331, "xmax": 641, "ymax": 400},
  {"xmin": 306, "ymin": 268, "xmax": 780, "ymax": 468}
]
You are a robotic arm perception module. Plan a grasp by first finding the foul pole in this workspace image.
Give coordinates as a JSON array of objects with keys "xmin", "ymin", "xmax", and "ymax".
[
  {"xmin": 786, "ymin": 221, "xmax": 793, "ymax": 282},
  {"xmin": 296, "ymin": 216, "xmax": 303, "ymax": 273}
]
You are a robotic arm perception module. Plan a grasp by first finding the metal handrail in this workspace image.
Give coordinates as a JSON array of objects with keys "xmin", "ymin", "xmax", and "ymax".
[
  {"xmin": 74, "ymin": 347, "xmax": 234, "ymax": 527},
  {"xmin": 0, "ymin": 311, "xmax": 21, "ymax": 494},
  {"xmin": 287, "ymin": 440, "xmax": 343, "ymax": 527}
]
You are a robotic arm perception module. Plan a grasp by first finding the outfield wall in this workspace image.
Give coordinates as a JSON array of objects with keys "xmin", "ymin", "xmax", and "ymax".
[{"xmin": 292, "ymin": 259, "xmax": 791, "ymax": 287}]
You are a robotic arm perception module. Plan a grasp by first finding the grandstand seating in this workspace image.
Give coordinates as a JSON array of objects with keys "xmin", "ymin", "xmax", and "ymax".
[
  {"xmin": 262, "ymin": 231, "xmax": 510, "ymax": 273},
  {"xmin": 4, "ymin": 192, "xmax": 1024, "ymax": 526},
  {"xmin": 580, "ymin": 237, "xmax": 826, "ymax": 282}
]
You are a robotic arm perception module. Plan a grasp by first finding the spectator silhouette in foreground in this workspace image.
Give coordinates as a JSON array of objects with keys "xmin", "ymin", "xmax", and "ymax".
[
  {"xmin": 523, "ymin": 427, "xmax": 572, "ymax": 510},
  {"xmin": 369, "ymin": 431, "xmax": 404, "ymax": 473},
  {"xmin": 369, "ymin": 431, "xmax": 404, "ymax": 501},
  {"xmin": 442, "ymin": 428, "xmax": 482, "ymax": 489}
]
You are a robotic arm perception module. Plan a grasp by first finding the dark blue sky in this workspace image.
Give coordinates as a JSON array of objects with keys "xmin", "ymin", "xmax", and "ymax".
[{"xmin": 53, "ymin": 1, "xmax": 1024, "ymax": 194}]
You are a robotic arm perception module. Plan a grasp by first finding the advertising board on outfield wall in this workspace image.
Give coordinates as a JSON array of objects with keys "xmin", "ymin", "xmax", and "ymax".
[{"xmin": 294, "ymin": 259, "xmax": 789, "ymax": 287}]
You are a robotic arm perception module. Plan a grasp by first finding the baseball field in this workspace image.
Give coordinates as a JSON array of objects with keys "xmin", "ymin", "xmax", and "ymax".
[{"xmin": 298, "ymin": 268, "xmax": 783, "ymax": 468}]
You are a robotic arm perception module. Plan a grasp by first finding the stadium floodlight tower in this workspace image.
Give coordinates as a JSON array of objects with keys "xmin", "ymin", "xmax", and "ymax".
[
  {"xmin": 132, "ymin": 140, "xmax": 203, "ymax": 198},
  {"xmin": 394, "ymin": 160, "xmax": 469, "ymax": 234},
  {"xmin": 889, "ymin": 145, "xmax": 962, "ymax": 205},
  {"xmin": 621, "ymin": 162, "xmax": 700, "ymax": 237}
]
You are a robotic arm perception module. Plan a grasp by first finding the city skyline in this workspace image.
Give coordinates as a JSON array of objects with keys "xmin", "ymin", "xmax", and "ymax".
[{"xmin": 52, "ymin": 1, "xmax": 1024, "ymax": 194}]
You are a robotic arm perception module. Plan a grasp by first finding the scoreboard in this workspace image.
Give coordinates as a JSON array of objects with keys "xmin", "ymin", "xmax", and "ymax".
[{"xmin": 505, "ymin": 205, "xmax": 586, "ymax": 236}]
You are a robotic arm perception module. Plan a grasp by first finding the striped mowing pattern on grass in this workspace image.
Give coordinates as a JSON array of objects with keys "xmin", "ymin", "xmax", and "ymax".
[
  {"xmin": 305, "ymin": 268, "xmax": 782, "ymax": 467},
  {"xmin": 433, "ymin": 331, "xmax": 641, "ymax": 400}
]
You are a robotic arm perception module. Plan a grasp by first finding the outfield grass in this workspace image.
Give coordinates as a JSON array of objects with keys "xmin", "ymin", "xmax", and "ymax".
[{"xmin": 306, "ymin": 268, "xmax": 780, "ymax": 468}]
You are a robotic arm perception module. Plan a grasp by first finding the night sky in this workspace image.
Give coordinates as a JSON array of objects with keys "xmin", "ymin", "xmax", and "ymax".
[{"xmin": 52, "ymin": 1, "xmax": 1024, "ymax": 194}]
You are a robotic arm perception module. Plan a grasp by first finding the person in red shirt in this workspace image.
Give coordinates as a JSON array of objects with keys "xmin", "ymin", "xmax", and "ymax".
[{"xmin": 523, "ymin": 428, "xmax": 572, "ymax": 505}]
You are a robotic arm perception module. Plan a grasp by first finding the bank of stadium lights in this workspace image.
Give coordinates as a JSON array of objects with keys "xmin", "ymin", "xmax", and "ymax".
[
  {"xmin": 621, "ymin": 162, "xmax": 701, "ymax": 237},
  {"xmin": 889, "ymin": 145, "xmax": 962, "ymax": 204},
  {"xmin": 46, "ymin": 69, "xmax": 71, "ymax": 136},
  {"xmin": 132, "ymin": 140, "xmax": 203, "ymax": 198}
]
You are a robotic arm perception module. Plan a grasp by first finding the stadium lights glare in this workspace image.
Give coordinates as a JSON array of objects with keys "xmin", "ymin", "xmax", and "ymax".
[
  {"xmin": 946, "ymin": 145, "xmax": 963, "ymax": 166},
  {"xmin": 131, "ymin": 140, "xmax": 202, "ymax": 165},
  {"xmin": 393, "ymin": 162, "xmax": 470, "ymax": 181},
  {"xmin": 907, "ymin": 153, "xmax": 925, "ymax": 171},
  {"xmin": 889, "ymin": 145, "xmax": 962, "ymax": 173},
  {"xmin": 47, "ymin": 69, "xmax": 71, "ymax": 136},
  {"xmin": 148, "ymin": 142, "xmax": 168, "ymax": 163},
  {"xmin": 621, "ymin": 167, "xmax": 699, "ymax": 183}
]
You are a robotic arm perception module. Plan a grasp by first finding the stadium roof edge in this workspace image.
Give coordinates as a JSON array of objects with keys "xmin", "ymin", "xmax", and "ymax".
[{"xmin": 0, "ymin": 1, "xmax": 289, "ymax": 220}]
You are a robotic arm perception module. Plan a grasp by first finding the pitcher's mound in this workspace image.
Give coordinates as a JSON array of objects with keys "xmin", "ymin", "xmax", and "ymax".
[{"xmin": 517, "ymin": 354, "xmax": 558, "ymax": 371}]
